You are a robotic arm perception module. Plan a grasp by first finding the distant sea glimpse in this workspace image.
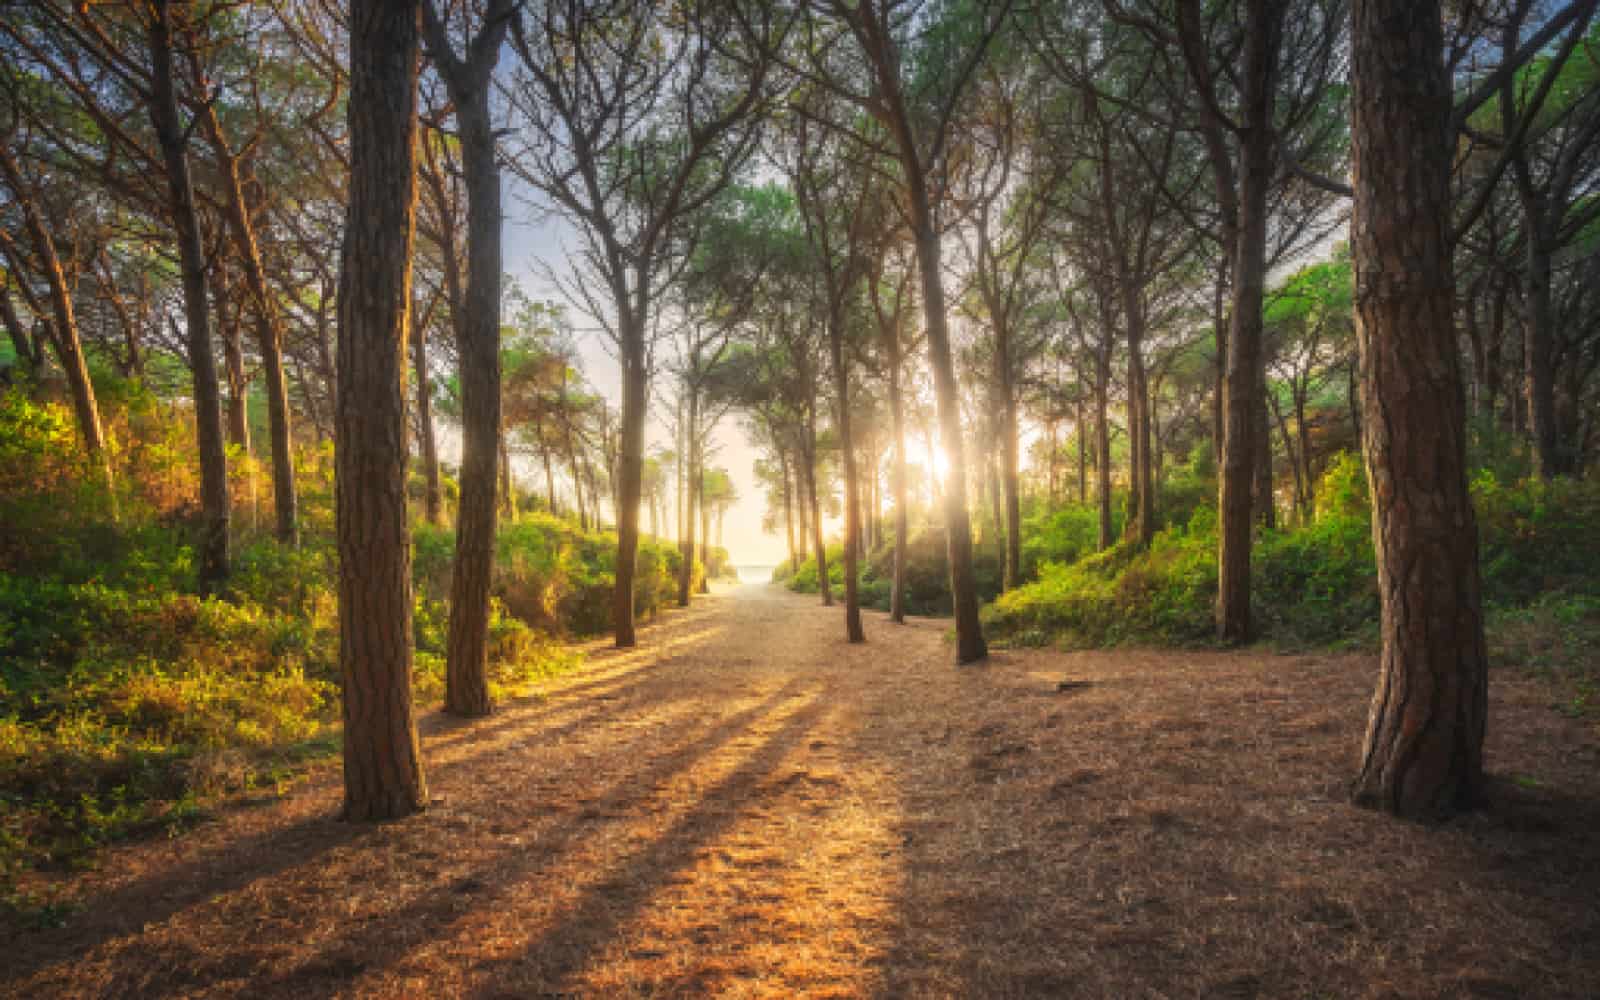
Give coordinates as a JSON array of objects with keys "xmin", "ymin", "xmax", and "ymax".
[{"xmin": 733, "ymin": 564, "xmax": 778, "ymax": 585}]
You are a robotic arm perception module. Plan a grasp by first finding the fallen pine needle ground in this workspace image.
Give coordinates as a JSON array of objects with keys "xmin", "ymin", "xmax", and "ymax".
[{"xmin": 3, "ymin": 584, "xmax": 1597, "ymax": 998}]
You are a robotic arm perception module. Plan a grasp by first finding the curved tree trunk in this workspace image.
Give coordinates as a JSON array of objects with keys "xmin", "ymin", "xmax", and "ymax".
[
  {"xmin": 150, "ymin": 0, "xmax": 228, "ymax": 589},
  {"xmin": 336, "ymin": 0, "xmax": 427, "ymax": 820},
  {"xmin": 1349, "ymin": 0, "xmax": 1488, "ymax": 819},
  {"xmin": 0, "ymin": 146, "xmax": 113, "ymax": 507}
]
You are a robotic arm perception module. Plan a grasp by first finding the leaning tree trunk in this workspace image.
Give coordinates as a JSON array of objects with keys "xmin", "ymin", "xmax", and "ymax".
[
  {"xmin": 150, "ymin": 0, "xmax": 228, "ymax": 589},
  {"xmin": 442, "ymin": 82, "xmax": 503, "ymax": 718},
  {"xmin": 335, "ymin": 0, "xmax": 428, "ymax": 821},
  {"xmin": 0, "ymin": 148, "xmax": 112, "ymax": 503},
  {"xmin": 204, "ymin": 117, "xmax": 299, "ymax": 545},
  {"xmin": 1349, "ymin": 0, "xmax": 1487, "ymax": 819},
  {"xmin": 829, "ymin": 310, "xmax": 865, "ymax": 643}
]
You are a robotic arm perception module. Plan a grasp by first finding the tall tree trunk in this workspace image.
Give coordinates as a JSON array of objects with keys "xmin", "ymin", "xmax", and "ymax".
[
  {"xmin": 1520, "ymin": 237, "xmax": 1560, "ymax": 478},
  {"xmin": 1000, "ymin": 372, "xmax": 1022, "ymax": 589},
  {"xmin": 612, "ymin": 328, "xmax": 648, "ymax": 647},
  {"xmin": 678, "ymin": 391, "xmax": 698, "ymax": 606},
  {"xmin": 150, "ymin": 0, "xmax": 228, "ymax": 589},
  {"xmin": 805, "ymin": 428, "xmax": 831, "ymax": 607},
  {"xmin": 794, "ymin": 447, "xmax": 809, "ymax": 569},
  {"xmin": 439, "ymin": 71, "xmax": 503, "ymax": 718},
  {"xmin": 1094, "ymin": 356, "xmax": 1113, "ymax": 551},
  {"xmin": 910, "ymin": 219, "xmax": 984, "ymax": 661},
  {"xmin": 501, "ymin": 433, "xmax": 518, "ymax": 519},
  {"xmin": 217, "ymin": 275, "xmax": 258, "ymax": 529},
  {"xmin": 780, "ymin": 450, "xmax": 797, "ymax": 574},
  {"xmin": 335, "ymin": 0, "xmax": 428, "ymax": 820},
  {"xmin": 888, "ymin": 358, "xmax": 909, "ymax": 624},
  {"xmin": 829, "ymin": 309, "xmax": 865, "ymax": 642},
  {"xmin": 1213, "ymin": 1, "xmax": 1281, "ymax": 643},
  {"xmin": 698, "ymin": 466, "xmax": 711, "ymax": 594},
  {"xmin": 219, "ymin": 276, "xmax": 251, "ymax": 451},
  {"xmin": 1349, "ymin": 0, "xmax": 1487, "ymax": 819},
  {"xmin": 1124, "ymin": 296, "xmax": 1155, "ymax": 547},
  {"xmin": 1253, "ymin": 368, "xmax": 1276, "ymax": 529},
  {"xmin": 412, "ymin": 303, "xmax": 443, "ymax": 525},
  {"xmin": 1076, "ymin": 393, "xmax": 1087, "ymax": 504}
]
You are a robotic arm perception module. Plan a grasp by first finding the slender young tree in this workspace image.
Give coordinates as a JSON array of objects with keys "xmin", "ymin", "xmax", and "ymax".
[
  {"xmin": 149, "ymin": 0, "xmax": 229, "ymax": 589},
  {"xmin": 336, "ymin": 0, "xmax": 428, "ymax": 821},
  {"xmin": 421, "ymin": 0, "xmax": 515, "ymax": 718},
  {"xmin": 1349, "ymin": 0, "xmax": 1488, "ymax": 818}
]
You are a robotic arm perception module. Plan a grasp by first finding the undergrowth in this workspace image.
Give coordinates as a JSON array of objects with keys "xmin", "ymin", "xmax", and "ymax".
[{"xmin": 0, "ymin": 387, "xmax": 695, "ymax": 919}]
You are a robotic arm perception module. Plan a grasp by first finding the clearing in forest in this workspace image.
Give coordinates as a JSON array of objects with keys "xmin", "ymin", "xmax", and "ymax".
[{"xmin": 4, "ymin": 584, "xmax": 1598, "ymax": 998}]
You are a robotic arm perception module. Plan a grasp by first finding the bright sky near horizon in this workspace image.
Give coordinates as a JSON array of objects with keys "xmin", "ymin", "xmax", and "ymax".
[{"xmin": 501, "ymin": 204, "xmax": 798, "ymax": 565}]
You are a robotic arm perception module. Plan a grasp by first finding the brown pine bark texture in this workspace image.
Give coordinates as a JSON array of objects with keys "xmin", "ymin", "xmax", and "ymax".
[
  {"xmin": 1349, "ymin": 0, "xmax": 1488, "ymax": 819},
  {"xmin": 336, "ymin": 0, "xmax": 428, "ymax": 821}
]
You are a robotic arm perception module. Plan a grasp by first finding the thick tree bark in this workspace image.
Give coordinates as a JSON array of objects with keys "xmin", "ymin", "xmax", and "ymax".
[
  {"xmin": 1349, "ymin": 0, "xmax": 1488, "ymax": 820},
  {"xmin": 336, "ymin": 0, "xmax": 428, "ymax": 821},
  {"xmin": 150, "ymin": 0, "xmax": 228, "ymax": 589}
]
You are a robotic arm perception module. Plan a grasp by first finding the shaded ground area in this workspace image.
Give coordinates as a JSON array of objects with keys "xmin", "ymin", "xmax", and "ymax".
[{"xmin": 5, "ymin": 584, "xmax": 1598, "ymax": 998}]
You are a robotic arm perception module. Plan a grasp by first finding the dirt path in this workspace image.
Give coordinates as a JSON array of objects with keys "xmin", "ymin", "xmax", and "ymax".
[{"xmin": 6, "ymin": 585, "xmax": 1599, "ymax": 998}]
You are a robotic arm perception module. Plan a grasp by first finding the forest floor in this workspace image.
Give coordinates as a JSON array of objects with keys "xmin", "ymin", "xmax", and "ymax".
[{"xmin": 4, "ymin": 584, "xmax": 1599, "ymax": 999}]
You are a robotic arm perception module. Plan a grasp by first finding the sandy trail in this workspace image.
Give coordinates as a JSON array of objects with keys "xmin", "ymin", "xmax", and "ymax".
[{"xmin": 5, "ymin": 584, "xmax": 1598, "ymax": 998}]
